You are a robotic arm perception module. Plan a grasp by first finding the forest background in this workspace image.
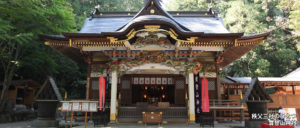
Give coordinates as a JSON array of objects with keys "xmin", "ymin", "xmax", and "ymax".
[{"xmin": 0, "ymin": 0, "xmax": 299, "ymax": 111}]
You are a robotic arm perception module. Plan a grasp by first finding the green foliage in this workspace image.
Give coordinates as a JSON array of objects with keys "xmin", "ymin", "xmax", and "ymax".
[
  {"xmin": 166, "ymin": 0, "xmax": 299, "ymax": 77},
  {"xmin": 163, "ymin": 0, "xmax": 209, "ymax": 11},
  {"xmin": 221, "ymin": 0, "xmax": 299, "ymax": 77},
  {"xmin": 289, "ymin": 1, "xmax": 300, "ymax": 36},
  {"xmin": 219, "ymin": 0, "xmax": 268, "ymax": 33},
  {"xmin": 48, "ymin": 50, "xmax": 87, "ymax": 99},
  {"xmin": 100, "ymin": 0, "xmax": 144, "ymax": 11},
  {"xmin": 67, "ymin": 0, "xmax": 95, "ymax": 30},
  {"xmin": 0, "ymin": 0, "xmax": 85, "ymax": 100}
]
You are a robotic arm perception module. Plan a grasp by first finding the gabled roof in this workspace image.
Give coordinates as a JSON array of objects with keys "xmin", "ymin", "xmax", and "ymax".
[
  {"xmin": 35, "ymin": 76, "xmax": 63, "ymax": 101},
  {"xmin": 283, "ymin": 67, "xmax": 300, "ymax": 78},
  {"xmin": 223, "ymin": 76, "xmax": 300, "ymax": 86},
  {"xmin": 224, "ymin": 76, "xmax": 300, "ymax": 84},
  {"xmin": 241, "ymin": 78, "xmax": 273, "ymax": 103}
]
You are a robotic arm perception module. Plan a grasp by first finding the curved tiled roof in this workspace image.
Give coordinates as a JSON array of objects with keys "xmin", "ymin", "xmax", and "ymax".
[{"xmin": 79, "ymin": 15, "xmax": 229, "ymax": 34}]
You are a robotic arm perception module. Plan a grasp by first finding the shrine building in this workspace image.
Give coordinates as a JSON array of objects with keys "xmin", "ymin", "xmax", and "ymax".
[{"xmin": 41, "ymin": 0, "xmax": 270, "ymax": 124}]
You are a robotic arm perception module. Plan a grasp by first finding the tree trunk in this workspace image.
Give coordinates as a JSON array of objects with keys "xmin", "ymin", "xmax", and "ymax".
[
  {"xmin": 0, "ymin": 69, "xmax": 15, "ymax": 112},
  {"xmin": 0, "ymin": 45, "xmax": 19, "ymax": 112},
  {"xmin": 0, "ymin": 81, "xmax": 9, "ymax": 112}
]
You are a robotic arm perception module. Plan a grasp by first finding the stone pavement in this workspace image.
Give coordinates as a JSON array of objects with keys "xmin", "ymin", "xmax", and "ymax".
[
  {"xmin": 72, "ymin": 122, "xmax": 244, "ymax": 128},
  {"xmin": 1, "ymin": 121, "xmax": 300, "ymax": 128},
  {"xmin": 0, "ymin": 120, "xmax": 32, "ymax": 128}
]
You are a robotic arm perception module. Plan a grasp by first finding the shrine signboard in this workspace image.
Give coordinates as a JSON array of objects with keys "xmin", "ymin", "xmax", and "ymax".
[
  {"xmin": 61, "ymin": 100, "xmax": 98, "ymax": 128},
  {"xmin": 61, "ymin": 100, "xmax": 98, "ymax": 112}
]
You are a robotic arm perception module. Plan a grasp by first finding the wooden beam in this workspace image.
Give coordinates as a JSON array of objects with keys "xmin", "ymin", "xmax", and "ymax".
[
  {"xmin": 34, "ymin": 78, "xmax": 49, "ymax": 100},
  {"xmin": 292, "ymin": 85, "xmax": 295, "ymax": 95},
  {"xmin": 216, "ymin": 64, "xmax": 221, "ymax": 100},
  {"xmin": 250, "ymin": 87, "xmax": 260, "ymax": 101},
  {"xmin": 87, "ymin": 57, "xmax": 92, "ymax": 100},
  {"xmin": 256, "ymin": 83, "xmax": 268, "ymax": 100}
]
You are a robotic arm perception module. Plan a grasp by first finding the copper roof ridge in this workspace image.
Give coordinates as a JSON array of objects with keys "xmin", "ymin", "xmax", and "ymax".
[{"xmin": 115, "ymin": 0, "xmax": 191, "ymax": 32}]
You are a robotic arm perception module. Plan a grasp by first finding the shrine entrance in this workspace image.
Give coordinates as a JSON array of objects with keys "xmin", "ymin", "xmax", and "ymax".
[
  {"xmin": 119, "ymin": 74, "xmax": 186, "ymax": 106},
  {"xmin": 132, "ymin": 84, "xmax": 175, "ymax": 104},
  {"xmin": 117, "ymin": 64, "xmax": 188, "ymax": 123}
]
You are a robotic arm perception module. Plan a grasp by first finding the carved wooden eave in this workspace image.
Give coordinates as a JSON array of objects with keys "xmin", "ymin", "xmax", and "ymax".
[
  {"xmin": 41, "ymin": 31, "xmax": 269, "ymax": 49},
  {"xmin": 40, "ymin": 31, "xmax": 270, "ymax": 66},
  {"xmin": 219, "ymin": 32, "xmax": 270, "ymax": 67},
  {"xmin": 42, "ymin": 30, "xmax": 244, "ymax": 49}
]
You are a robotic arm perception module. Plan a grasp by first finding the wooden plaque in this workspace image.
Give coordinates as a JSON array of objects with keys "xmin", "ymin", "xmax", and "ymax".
[
  {"xmin": 145, "ymin": 77, "xmax": 150, "ymax": 84},
  {"xmin": 162, "ymin": 78, "xmax": 167, "ymax": 84},
  {"xmin": 81, "ymin": 102, "xmax": 89, "ymax": 112},
  {"xmin": 156, "ymin": 77, "xmax": 162, "ymax": 84},
  {"xmin": 151, "ymin": 78, "xmax": 156, "ymax": 84},
  {"xmin": 139, "ymin": 77, "xmax": 145, "ymax": 84},
  {"xmin": 62, "ymin": 102, "xmax": 69, "ymax": 111},
  {"xmin": 72, "ymin": 102, "xmax": 80, "ymax": 111},
  {"xmin": 133, "ymin": 77, "xmax": 139, "ymax": 85},
  {"xmin": 89, "ymin": 102, "xmax": 97, "ymax": 112},
  {"xmin": 168, "ymin": 78, "xmax": 173, "ymax": 85}
]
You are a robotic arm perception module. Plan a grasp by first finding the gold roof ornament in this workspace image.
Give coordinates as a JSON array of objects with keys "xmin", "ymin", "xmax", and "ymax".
[
  {"xmin": 150, "ymin": 9, "xmax": 155, "ymax": 14},
  {"xmin": 144, "ymin": 25, "xmax": 160, "ymax": 32}
]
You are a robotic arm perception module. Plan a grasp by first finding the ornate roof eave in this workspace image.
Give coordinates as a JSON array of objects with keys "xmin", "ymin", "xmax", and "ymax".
[
  {"xmin": 40, "ymin": 31, "xmax": 270, "ymax": 49},
  {"xmin": 40, "ymin": 32, "xmax": 270, "ymax": 67},
  {"xmin": 39, "ymin": 34, "xmax": 68, "ymax": 41},
  {"xmin": 40, "ymin": 31, "xmax": 269, "ymax": 48},
  {"xmin": 49, "ymin": 45, "xmax": 88, "ymax": 65},
  {"xmin": 220, "ymin": 31, "xmax": 271, "ymax": 67},
  {"xmin": 239, "ymin": 31, "xmax": 271, "ymax": 40}
]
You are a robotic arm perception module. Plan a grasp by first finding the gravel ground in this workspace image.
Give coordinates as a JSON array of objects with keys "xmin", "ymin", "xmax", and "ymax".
[{"xmin": 0, "ymin": 121, "xmax": 32, "ymax": 128}]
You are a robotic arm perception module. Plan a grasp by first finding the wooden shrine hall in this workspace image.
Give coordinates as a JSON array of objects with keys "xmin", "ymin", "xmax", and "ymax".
[{"xmin": 41, "ymin": 0, "xmax": 270, "ymax": 124}]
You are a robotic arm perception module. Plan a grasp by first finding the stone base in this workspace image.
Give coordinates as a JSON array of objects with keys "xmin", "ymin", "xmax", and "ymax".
[
  {"xmin": 108, "ymin": 121, "xmax": 117, "ymax": 126},
  {"xmin": 188, "ymin": 121, "xmax": 196, "ymax": 125},
  {"xmin": 240, "ymin": 121, "xmax": 245, "ymax": 126},
  {"xmin": 31, "ymin": 119, "xmax": 59, "ymax": 128},
  {"xmin": 245, "ymin": 120, "xmax": 265, "ymax": 128}
]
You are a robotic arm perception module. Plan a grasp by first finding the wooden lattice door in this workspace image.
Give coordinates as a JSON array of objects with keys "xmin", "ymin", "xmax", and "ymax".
[
  {"xmin": 175, "ymin": 77, "xmax": 186, "ymax": 105},
  {"xmin": 120, "ymin": 78, "xmax": 132, "ymax": 105}
]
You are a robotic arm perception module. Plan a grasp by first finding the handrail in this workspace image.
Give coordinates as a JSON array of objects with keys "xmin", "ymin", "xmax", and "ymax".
[{"xmin": 209, "ymin": 99, "xmax": 244, "ymax": 108}]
